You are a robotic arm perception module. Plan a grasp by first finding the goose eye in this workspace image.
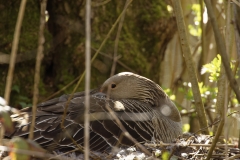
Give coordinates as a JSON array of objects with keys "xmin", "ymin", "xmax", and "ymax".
[{"xmin": 111, "ymin": 84, "xmax": 116, "ymax": 88}]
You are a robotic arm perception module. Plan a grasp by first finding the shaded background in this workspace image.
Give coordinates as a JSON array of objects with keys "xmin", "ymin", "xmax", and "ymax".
[{"xmin": 0, "ymin": 0, "xmax": 240, "ymax": 137}]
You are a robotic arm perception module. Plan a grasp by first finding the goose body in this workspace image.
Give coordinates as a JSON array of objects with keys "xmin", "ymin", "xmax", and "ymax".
[{"xmin": 7, "ymin": 72, "xmax": 182, "ymax": 152}]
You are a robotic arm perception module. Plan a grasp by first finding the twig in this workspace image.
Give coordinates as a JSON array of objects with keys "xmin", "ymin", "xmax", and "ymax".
[
  {"xmin": 4, "ymin": 0, "xmax": 27, "ymax": 104},
  {"xmin": 232, "ymin": 0, "xmax": 240, "ymax": 8},
  {"xmin": 189, "ymin": 153, "xmax": 227, "ymax": 156},
  {"xmin": 50, "ymin": 148, "xmax": 79, "ymax": 160},
  {"xmin": 91, "ymin": 0, "xmax": 112, "ymax": 7},
  {"xmin": 104, "ymin": 0, "xmax": 151, "ymax": 156},
  {"xmin": 227, "ymin": 111, "xmax": 240, "ymax": 117},
  {"xmin": 194, "ymin": 119, "xmax": 221, "ymax": 134},
  {"xmin": 110, "ymin": 0, "xmax": 129, "ymax": 77},
  {"xmin": 233, "ymin": 0, "xmax": 240, "ymax": 78},
  {"xmin": 224, "ymin": 1, "xmax": 233, "ymax": 158},
  {"xmin": 225, "ymin": 0, "xmax": 233, "ymax": 56},
  {"xmin": 172, "ymin": 0, "xmax": 209, "ymax": 134},
  {"xmin": 104, "ymin": 104, "xmax": 152, "ymax": 156},
  {"xmin": 84, "ymin": 0, "xmax": 91, "ymax": 159},
  {"xmin": 0, "ymin": 145, "xmax": 69, "ymax": 160},
  {"xmin": 92, "ymin": 48, "xmax": 136, "ymax": 73},
  {"xmin": 233, "ymin": 2, "xmax": 240, "ymax": 149},
  {"xmin": 228, "ymin": 154, "xmax": 240, "ymax": 160},
  {"xmin": 213, "ymin": 66, "xmax": 226, "ymax": 134},
  {"xmin": 199, "ymin": 0, "xmax": 205, "ymax": 76},
  {"xmin": 144, "ymin": 142, "xmax": 236, "ymax": 148},
  {"xmin": 204, "ymin": 0, "xmax": 240, "ymax": 103},
  {"xmin": 60, "ymin": 0, "xmax": 133, "ymax": 127},
  {"xmin": 0, "ymin": 127, "xmax": 5, "ymax": 146},
  {"xmin": 206, "ymin": 65, "xmax": 226, "ymax": 160},
  {"xmin": 60, "ymin": 0, "xmax": 133, "ymax": 153},
  {"xmin": 43, "ymin": 75, "xmax": 81, "ymax": 101},
  {"xmin": 29, "ymin": 0, "xmax": 47, "ymax": 140},
  {"xmin": 44, "ymin": 46, "xmax": 136, "ymax": 102},
  {"xmin": 0, "ymin": 50, "xmax": 36, "ymax": 64}
]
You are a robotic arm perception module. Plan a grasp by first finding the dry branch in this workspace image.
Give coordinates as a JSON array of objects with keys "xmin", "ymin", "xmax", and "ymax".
[
  {"xmin": 0, "ymin": 51, "xmax": 36, "ymax": 64},
  {"xmin": 206, "ymin": 65, "xmax": 226, "ymax": 160},
  {"xmin": 232, "ymin": 0, "xmax": 240, "ymax": 8},
  {"xmin": 104, "ymin": 104, "xmax": 152, "ymax": 156},
  {"xmin": 144, "ymin": 142, "xmax": 235, "ymax": 148},
  {"xmin": 171, "ymin": 0, "xmax": 209, "ymax": 134},
  {"xmin": 0, "ymin": 145, "xmax": 69, "ymax": 160},
  {"xmin": 233, "ymin": 1, "xmax": 240, "ymax": 61},
  {"xmin": 4, "ymin": 0, "xmax": 27, "ymax": 104},
  {"xmin": 233, "ymin": 0, "xmax": 240, "ymax": 149},
  {"xmin": 60, "ymin": 0, "xmax": 133, "ymax": 128},
  {"xmin": 29, "ymin": 0, "xmax": 47, "ymax": 140},
  {"xmin": 84, "ymin": 0, "xmax": 91, "ymax": 159},
  {"xmin": 44, "ymin": 1, "xmax": 134, "ymax": 102},
  {"xmin": 110, "ymin": 0, "xmax": 129, "ymax": 76},
  {"xmin": 204, "ymin": 0, "xmax": 240, "ymax": 103},
  {"xmin": 59, "ymin": 0, "xmax": 135, "ymax": 156}
]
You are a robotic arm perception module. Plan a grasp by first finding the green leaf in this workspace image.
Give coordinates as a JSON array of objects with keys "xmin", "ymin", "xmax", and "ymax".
[
  {"xmin": 11, "ymin": 85, "xmax": 20, "ymax": 93},
  {"xmin": 162, "ymin": 151, "xmax": 170, "ymax": 160},
  {"xmin": 0, "ymin": 107, "xmax": 14, "ymax": 132},
  {"xmin": 201, "ymin": 54, "xmax": 221, "ymax": 82},
  {"xmin": 9, "ymin": 137, "xmax": 30, "ymax": 160},
  {"xmin": 183, "ymin": 124, "xmax": 190, "ymax": 132}
]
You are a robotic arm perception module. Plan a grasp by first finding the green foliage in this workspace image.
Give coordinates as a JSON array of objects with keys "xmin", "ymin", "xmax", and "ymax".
[
  {"xmin": 1, "ymin": 1, "xmax": 173, "ymax": 108},
  {"xmin": 178, "ymin": 82, "xmax": 214, "ymax": 104},
  {"xmin": 11, "ymin": 85, "xmax": 20, "ymax": 94},
  {"xmin": 192, "ymin": 4, "xmax": 201, "ymax": 22},
  {"xmin": 140, "ymin": 1, "xmax": 169, "ymax": 22},
  {"xmin": 201, "ymin": 54, "xmax": 221, "ymax": 82},
  {"xmin": 188, "ymin": 4, "xmax": 202, "ymax": 37},
  {"xmin": 9, "ymin": 137, "xmax": 30, "ymax": 160},
  {"xmin": 11, "ymin": 85, "xmax": 32, "ymax": 109},
  {"xmin": 164, "ymin": 88, "xmax": 176, "ymax": 100},
  {"xmin": 9, "ymin": 137, "xmax": 46, "ymax": 160},
  {"xmin": 188, "ymin": 24, "xmax": 202, "ymax": 37},
  {"xmin": 178, "ymin": 55, "xmax": 219, "ymax": 105},
  {"xmin": 183, "ymin": 123, "xmax": 190, "ymax": 132},
  {"xmin": 179, "ymin": 82, "xmax": 193, "ymax": 101},
  {"xmin": 162, "ymin": 151, "xmax": 170, "ymax": 160},
  {"xmin": 201, "ymin": 55, "xmax": 238, "ymax": 106},
  {"xmin": 210, "ymin": 131, "xmax": 213, "ymax": 136},
  {"xmin": 180, "ymin": 55, "xmax": 221, "ymax": 102},
  {"xmin": 201, "ymin": 54, "xmax": 236, "ymax": 82},
  {"xmin": 180, "ymin": 55, "xmax": 238, "ymax": 109},
  {"xmin": 0, "ymin": 107, "xmax": 14, "ymax": 133}
]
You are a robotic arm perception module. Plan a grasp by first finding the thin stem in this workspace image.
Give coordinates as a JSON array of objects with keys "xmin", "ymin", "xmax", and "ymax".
[
  {"xmin": 110, "ymin": 0, "xmax": 129, "ymax": 77},
  {"xmin": 29, "ymin": 0, "xmax": 47, "ymax": 140},
  {"xmin": 206, "ymin": 65, "xmax": 226, "ymax": 160},
  {"xmin": 60, "ymin": 0, "xmax": 133, "ymax": 129},
  {"xmin": 204, "ymin": 0, "xmax": 240, "ymax": 103},
  {"xmin": 84, "ymin": 0, "xmax": 91, "ymax": 158},
  {"xmin": 4, "ymin": 0, "xmax": 27, "ymax": 104},
  {"xmin": 172, "ymin": 0, "xmax": 209, "ymax": 134}
]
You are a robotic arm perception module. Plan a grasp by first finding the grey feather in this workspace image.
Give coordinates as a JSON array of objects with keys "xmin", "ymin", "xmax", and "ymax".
[{"xmin": 7, "ymin": 72, "xmax": 182, "ymax": 153}]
